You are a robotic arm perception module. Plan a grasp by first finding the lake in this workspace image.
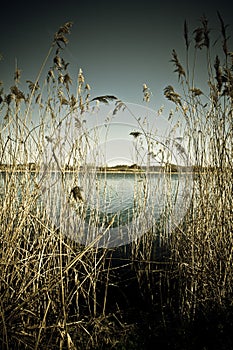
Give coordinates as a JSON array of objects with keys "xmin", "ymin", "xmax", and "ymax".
[{"xmin": 0, "ymin": 171, "xmax": 193, "ymax": 248}]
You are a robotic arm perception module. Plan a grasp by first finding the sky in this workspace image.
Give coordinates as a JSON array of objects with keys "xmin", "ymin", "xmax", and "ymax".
[{"xmin": 1, "ymin": 0, "xmax": 233, "ymax": 165}]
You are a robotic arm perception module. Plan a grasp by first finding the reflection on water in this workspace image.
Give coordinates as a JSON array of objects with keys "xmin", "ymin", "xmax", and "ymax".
[{"xmin": 0, "ymin": 171, "xmax": 193, "ymax": 248}]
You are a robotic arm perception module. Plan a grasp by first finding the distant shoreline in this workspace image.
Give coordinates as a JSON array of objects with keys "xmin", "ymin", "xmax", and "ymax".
[
  {"xmin": 0, "ymin": 163, "xmax": 220, "ymax": 174},
  {"xmin": 0, "ymin": 169, "xmax": 195, "ymax": 175}
]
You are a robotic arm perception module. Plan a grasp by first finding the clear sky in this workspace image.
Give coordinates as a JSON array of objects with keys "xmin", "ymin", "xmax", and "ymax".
[
  {"xmin": 1, "ymin": 0, "xmax": 233, "ymax": 165},
  {"xmin": 1, "ymin": 0, "xmax": 233, "ymax": 103}
]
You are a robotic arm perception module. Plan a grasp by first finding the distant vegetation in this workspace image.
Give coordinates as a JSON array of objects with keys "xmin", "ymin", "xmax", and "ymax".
[
  {"xmin": 0, "ymin": 14, "xmax": 233, "ymax": 349},
  {"xmin": 0, "ymin": 162, "xmax": 178, "ymax": 172},
  {"xmin": 0, "ymin": 162, "xmax": 220, "ymax": 173}
]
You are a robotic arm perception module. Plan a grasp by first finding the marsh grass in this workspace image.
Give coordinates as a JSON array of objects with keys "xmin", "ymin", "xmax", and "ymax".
[
  {"xmin": 162, "ymin": 13, "xmax": 233, "ymax": 321},
  {"xmin": 0, "ymin": 15, "xmax": 233, "ymax": 349}
]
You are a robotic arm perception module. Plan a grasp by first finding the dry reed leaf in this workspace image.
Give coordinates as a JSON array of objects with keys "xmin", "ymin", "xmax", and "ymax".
[
  {"xmin": 190, "ymin": 88, "xmax": 203, "ymax": 96},
  {"xmin": 70, "ymin": 95, "xmax": 77, "ymax": 108},
  {"xmin": 130, "ymin": 131, "xmax": 142, "ymax": 138},
  {"xmin": 164, "ymin": 85, "xmax": 182, "ymax": 106},
  {"xmin": 10, "ymin": 85, "xmax": 25, "ymax": 100},
  {"xmin": 91, "ymin": 95, "xmax": 118, "ymax": 104},
  {"xmin": 214, "ymin": 55, "xmax": 223, "ymax": 92},
  {"xmin": 5, "ymin": 93, "xmax": 14, "ymax": 105},
  {"xmin": 112, "ymin": 100, "xmax": 126, "ymax": 115},
  {"xmin": 14, "ymin": 68, "xmax": 21, "ymax": 84},
  {"xmin": 63, "ymin": 73, "xmax": 72, "ymax": 90},
  {"xmin": 26, "ymin": 80, "xmax": 39, "ymax": 92},
  {"xmin": 193, "ymin": 27, "xmax": 204, "ymax": 48},
  {"xmin": 85, "ymin": 83, "xmax": 91, "ymax": 90},
  {"xmin": 47, "ymin": 69, "xmax": 55, "ymax": 83},
  {"xmin": 78, "ymin": 68, "xmax": 85, "ymax": 85},
  {"xmin": 57, "ymin": 21, "xmax": 73, "ymax": 35},
  {"xmin": 142, "ymin": 83, "xmax": 151, "ymax": 102},
  {"xmin": 54, "ymin": 22, "xmax": 73, "ymax": 48},
  {"xmin": 171, "ymin": 49, "xmax": 186, "ymax": 81},
  {"xmin": 201, "ymin": 15, "xmax": 210, "ymax": 48},
  {"xmin": 184, "ymin": 20, "xmax": 190, "ymax": 50},
  {"xmin": 54, "ymin": 55, "xmax": 62, "ymax": 69},
  {"xmin": 217, "ymin": 11, "xmax": 229, "ymax": 55}
]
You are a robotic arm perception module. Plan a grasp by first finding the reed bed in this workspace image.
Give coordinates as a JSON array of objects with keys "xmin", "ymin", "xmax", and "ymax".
[
  {"xmin": 0, "ymin": 15, "xmax": 233, "ymax": 349},
  {"xmin": 164, "ymin": 13, "xmax": 233, "ymax": 320}
]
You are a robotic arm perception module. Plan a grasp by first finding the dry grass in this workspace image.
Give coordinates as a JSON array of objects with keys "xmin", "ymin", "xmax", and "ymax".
[
  {"xmin": 0, "ymin": 15, "xmax": 233, "ymax": 349},
  {"xmin": 162, "ymin": 13, "xmax": 233, "ymax": 323}
]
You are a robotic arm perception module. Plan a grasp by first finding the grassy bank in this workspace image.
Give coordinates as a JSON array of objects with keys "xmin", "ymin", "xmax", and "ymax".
[{"xmin": 0, "ymin": 16, "xmax": 233, "ymax": 349}]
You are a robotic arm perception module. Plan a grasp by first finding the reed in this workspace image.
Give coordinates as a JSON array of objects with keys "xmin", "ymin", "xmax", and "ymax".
[
  {"xmin": 0, "ymin": 14, "xmax": 233, "ymax": 349},
  {"xmin": 162, "ymin": 12, "xmax": 233, "ymax": 324}
]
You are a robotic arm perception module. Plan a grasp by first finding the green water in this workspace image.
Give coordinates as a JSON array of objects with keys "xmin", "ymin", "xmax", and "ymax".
[{"xmin": 0, "ymin": 171, "xmax": 193, "ymax": 247}]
